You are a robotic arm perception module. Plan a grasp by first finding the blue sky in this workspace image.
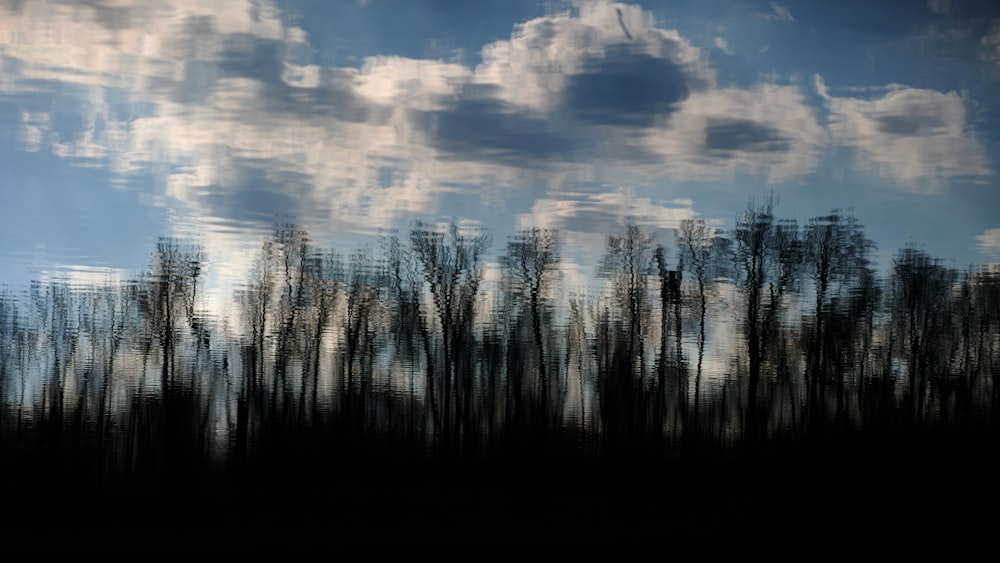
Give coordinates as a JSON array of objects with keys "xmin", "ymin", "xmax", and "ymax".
[{"xmin": 1, "ymin": 0, "xmax": 999, "ymax": 304}]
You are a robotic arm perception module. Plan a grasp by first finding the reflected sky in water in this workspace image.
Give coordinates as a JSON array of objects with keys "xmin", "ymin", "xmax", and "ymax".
[{"xmin": 2, "ymin": 0, "xmax": 1000, "ymax": 308}]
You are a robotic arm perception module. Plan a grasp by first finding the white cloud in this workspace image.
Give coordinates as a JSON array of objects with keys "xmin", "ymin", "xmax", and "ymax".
[
  {"xmin": 714, "ymin": 37, "xmax": 733, "ymax": 55},
  {"xmin": 7, "ymin": 0, "xmax": 944, "ymax": 300},
  {"xmin": 515, "ymin": 189, "xmax": 701, "ymax": 295},
  {"xmin": 0, "ymin": 0, "xmax": 830, "ymax": 224},
  {"xmin": 519, "ymin": 190, "xmax": 698, "ymax": 235},
  {"xmin": 474, "ymin": 1, "xmax": 715, "ymax": 113},
  {"xmin": 813, "ymin": 74, "xmax": 830, "ymax": 100},
  {"xmin": 463, "ymin": 2, "xmax": 823, "ymax": 182},
  {"xmin": 35, "ymin": 265, "xmax": 127, "ymax": 288},
  {"xmin": 821, "ymin": 78, "xmax": 992, "ymax": 189},
  {"xmin": 764, "ymin": 2, "xmax": 796, "ymax": 22},
  {"xmin": 517, "ymin": 189, "xmax": 695, "ymax": 258},
  {"xmin": 17, "ymin": 111, "xmax": 50, "ymax": 151},
  {"xmin": 976, "ymin": 228, "xmax": 1000, "ymax": 257},
  {"xmin": 641, "ymin": 83, "xmax": 827, "ymax": 183},
  {"xmin": 12, "ymin": 0, "xmax": 995, "ymax": 309},
  {"xmin": 355, "ymin": 56, "xmax": 470, "ymax": 111}
]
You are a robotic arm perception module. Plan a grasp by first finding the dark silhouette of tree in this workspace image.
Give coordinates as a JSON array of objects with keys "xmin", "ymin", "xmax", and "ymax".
[
  {"xmin": 379, "ymin": 232, "xmax": 426, "ymax": 445},
  {"xmin": 676, "ymin": 219, "xmax": 729, "ymax": 445},
  {"xmin": 297, "ymin": 248, "xmax": 339, "ymax": 429},
  {"xmin": 597, "ymin": 224, "xmax": 656, "ymax": 452},
  {"xmin": 0, "ymin": 288, "xmax": 27, "ymax": 441},
  {"xmin": 3, "ymin": 213, "xmax": 1000, "ymax": 545},
  {"xmin": 340, "ymin": 246, "xmax": 385, "ymax": 443},
  {"xmin": 235, "ymin": 232, "xmax": 280, "ymax": 460},
  {"xmin": 733, "ymin": 197, "xmax": 803, "ymax": 444},
  {"xmin": 652, "ymin": 244, "xmax": 685, "ymax": 448},
  {"xmin": 138, "ymin": 237, "xmax": 205, "ymax": 481},
  {"xmin": 232, "ymin": 224, "xmax": 313, "ymax": 439},
  {"xmin": 410, "ymin": 220, "xmax": 490, "ymax": 455},
  {"xmin": 498, "ymin": 227, "xmax": 561, "ymax": 448},
  {"xmin": 966, "ymin": 266, "xmax": 1000, "ymax": 426},
  {"xmin": 887, "ymin": 246, "xmax": 957, "ymax": 425},
  {"xmin": 802, "ymin": 211, "xmax": 876, "ymax": 431}
]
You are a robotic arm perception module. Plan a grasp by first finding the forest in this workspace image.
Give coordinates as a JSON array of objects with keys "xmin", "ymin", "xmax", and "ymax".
[{"xmin": 2, "ymin": 198, "xmax": 998, "ymax": 545}]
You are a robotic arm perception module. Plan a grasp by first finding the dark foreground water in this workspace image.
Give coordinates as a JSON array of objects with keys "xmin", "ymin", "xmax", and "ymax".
[{"xmin": 2, "ymin": 215, "xmax": 999, "ymax": 548}]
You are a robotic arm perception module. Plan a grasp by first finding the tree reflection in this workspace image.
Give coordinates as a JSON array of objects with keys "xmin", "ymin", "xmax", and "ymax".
[
  {"xmin": 596, "ymin": 224, "xmax": 656, "ymax": 452},
  {"xmin": 802, "ymin": 211, "xmax": 877, "ymax": 432},
  {"xmin": 677, "ymin": 218, "xmax": 728, "ymax": 445},
  {"xmin": 888, "ymin": 247, "xmax": 960, "ymax": 425},
  {"xmin": 733, "ymin": 197, "xmax": 804, "ymax": 444},
  {"xmin": 410, "ymin": 221, "xmax": 490, "ymax": 455},
  {"xmin": 498, "ymin": 227, "xmax": 561, "ymax": 451},
  {"xmin": 2, "ymin": 209, "xmax": 999, "ymax": 510}
]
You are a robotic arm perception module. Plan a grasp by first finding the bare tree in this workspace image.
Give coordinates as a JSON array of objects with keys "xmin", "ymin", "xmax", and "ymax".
[
  {"xmin": 733, "ymin": 197, "xmax": 802, "ymax": 444},
  {"xmin": 888, "ymin": 246, "xmax": 957, "ymax": 424},
  {"xmin": 803, "ymin": 211, "xmax": 876, "ymax": 430},
  {"xmin": 597, "ymin": 224, "xmax": 656, "ymax": 451},
  {"xmin": 410, "ymin": 220, "xmax": 490, "ymax": 454},
  {"xmin": 498, "ymin": 228, "xmax": 562, "ymax": 445},
  {"xmin": 677, "ymin": 219, "xmax": 733, "ymax": 442}
]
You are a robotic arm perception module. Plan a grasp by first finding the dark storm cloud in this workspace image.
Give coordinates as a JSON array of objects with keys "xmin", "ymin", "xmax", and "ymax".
[
  {"xmin": 705, "ymin": 119, "xmax": 792, "ymax": 153},
  {"xmin": 564, "ymin": 45, "xmax": 693, "ymax": 127}
]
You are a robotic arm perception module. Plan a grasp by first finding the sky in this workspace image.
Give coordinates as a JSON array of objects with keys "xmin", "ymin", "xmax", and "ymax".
[{"xmin": 2, "ymin": 0, "xmax": 999, "ymax": 311}]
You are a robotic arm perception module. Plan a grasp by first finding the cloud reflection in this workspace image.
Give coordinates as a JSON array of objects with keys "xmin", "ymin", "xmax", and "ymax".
[
  {"xmin": 0, "ymin": 0, "xmax": 995, "ymax": 285},
  {"xmin": 1, "ymin": 0, "xmax": 831, "ymax": 223},
  {"xmin": 976, "ymin": 227, "xmax": 1000, "ymax": 257},
  {"xmin": 818, "ymin": 75, "xmax": 992, "ymax": 189}
]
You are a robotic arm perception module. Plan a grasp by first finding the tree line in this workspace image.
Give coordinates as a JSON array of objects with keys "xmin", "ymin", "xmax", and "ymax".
[{"xmin": 1, "ymin": 199, "xmax": 998, "ymax": 480}]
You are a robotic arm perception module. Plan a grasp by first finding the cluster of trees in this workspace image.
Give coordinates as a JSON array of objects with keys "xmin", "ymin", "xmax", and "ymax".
[{"xmin": 1, "ymin": 200, "xmax": 999, "ymax": 478}]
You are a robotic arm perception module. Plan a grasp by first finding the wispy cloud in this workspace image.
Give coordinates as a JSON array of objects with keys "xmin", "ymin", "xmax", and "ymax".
[
  {"xmin": 714, "ymin": 37, "xmax": 733, "ymax": 55},
  {"xmin": 976, "ymin": 227, "xmax": 1000, "ymax": 257},
  {"xmin": 764, "ymin": 2, "xmax": 795, "ymax": 23},
  {"xmin": 519, "ymin": 190, "xmax": 698, "ymax": 235}
]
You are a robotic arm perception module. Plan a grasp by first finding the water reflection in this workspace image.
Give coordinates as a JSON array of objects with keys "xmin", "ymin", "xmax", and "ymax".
[
  {"xmin": 5, "ymin": 0, "xmax": 998, "ymax": 293},
  {"xmin": 3, "ymin": 207, "xmax": 998, "ymax": 468},
  {"xmin": 4, "ymin": 0, "xmax": 1000, "ymax": 545}
]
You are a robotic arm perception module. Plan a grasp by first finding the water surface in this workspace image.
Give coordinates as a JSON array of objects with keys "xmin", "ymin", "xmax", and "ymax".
[{"xmin": 2, "ymin": 0, "xmax": 999, "ymax": 547}]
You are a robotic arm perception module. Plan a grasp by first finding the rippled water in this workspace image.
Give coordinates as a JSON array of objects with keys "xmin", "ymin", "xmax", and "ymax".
[
  {"xmin": 2, "ymin": 219, "xmax": 998, "ymax": 458},
  {"xmin": 3, "ymin": 0, "xmax": 1000, "ymax": 547}
]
